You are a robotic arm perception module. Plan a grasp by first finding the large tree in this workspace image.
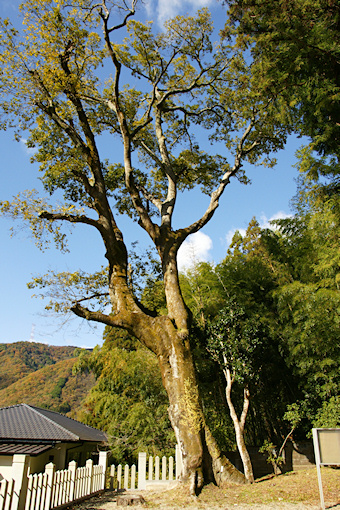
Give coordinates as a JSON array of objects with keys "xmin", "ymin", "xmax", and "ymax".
[{"xmin": 0, "ymin": 0, "xmax": 289, "ymax": 491}]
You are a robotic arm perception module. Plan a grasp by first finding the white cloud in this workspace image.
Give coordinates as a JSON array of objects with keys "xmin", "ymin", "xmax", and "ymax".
[
  {"xmin": 146, "ymin": 0, "xmax": 213, "ymax": 26},
  {"xmin": 143, "ymin": 0, "xmax": 155, "ymax": 19},
  {"xmin": 20, "ymin": 138, "xmax": 37, "ymax": 156},
  {"xmin": 157, "ymin": 0, "xmax": 182, "ymax": 23},
  {"xmin": 259, "ymin": 210, "xmax": 291, "ymax": 229},
  {"xmin": 177, "ymin": 231, "xmax": 213, "ymax": 270},
  {"xmin": 225, "ymin": 211, "xmax": 292, "ymax": 248}
]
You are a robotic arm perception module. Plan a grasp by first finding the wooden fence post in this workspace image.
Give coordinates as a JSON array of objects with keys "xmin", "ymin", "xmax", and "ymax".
[
  {"xmin": 168, "ymin": 456, "xmax": 174, "ymax": 481},
  {"xmin": 98, "ymin": 451, "xmax": 108, "ymax": 491},
  {"xmin": 124, "ymin": 465, "xmax": 129, "ymax": 490},
  {"xmin": 109, "ymin": 465, "xmax": 115, "ymax": 490},
  {"xmin": 44, "ymin": 462, "xmax": 55, "ymax": 510},
  {"xmin": 11, "ymin": 454, "xmax": 29, "ymax": 510},
  {"xmin": 148, "ymin": 456, "xmax": 153, "ymax": 481},
  {"xmin": 137, "ymin": 453, "xmax": 146, "ymax": 490},
  {"xmin": 68, "ymin": 460, "xmax": 77, "ymax": 502},
  {"xmin": 155, "ymin": 456, "xmax": 160, "ymax": 481},
  {"xmin": 162, "ymin": 457, "xmax": 167, "ymax": 481},
  {"xmin": 86, "ymin": 459, "xmax": 93, "ymax": 495},
  {"xmin": 117, "ymin": 465, "xmax": 122, "ymax": 490},
  {"xmin": 130, "ymin": 465, "xmax": 136, "ymax": 490},
  {"xmin": 0, "ymin": 478, "xmax": 14, "ymax": 510}
]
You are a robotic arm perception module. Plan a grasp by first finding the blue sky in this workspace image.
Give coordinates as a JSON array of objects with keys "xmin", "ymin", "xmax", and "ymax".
[{"xmin": 0, "ymin": 0, "xmax": 302, "ymax": 348}]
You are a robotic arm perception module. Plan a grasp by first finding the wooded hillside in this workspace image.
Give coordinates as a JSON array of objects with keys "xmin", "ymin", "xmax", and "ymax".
[{"xmin": 0, "ymin": 342, "xmax": 95, "ymax": 417}]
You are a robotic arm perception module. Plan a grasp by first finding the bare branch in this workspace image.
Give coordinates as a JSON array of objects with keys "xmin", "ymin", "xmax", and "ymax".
[
  {"xmin": 163, "ymin": 104, "xmax": 224, "ymax": 123},
  {"xmin": 104, "ymin": 0, "xmax": 137, "ymax": 33},
  {"xmin": 138, "ymin": 140, "xmax": 163, "ymax": 168},
  {"xmin": 130, "ymin": 115, "xmax": 153, "ymax": 139},
  {"xmin": 156, "ymin": 57, "xmax": 229, "ymax": 110},
  {"xmin": 135, "ymin": 184, "xmax": 162, "ymax": 212},
  {"xmin": 75, "ymin": 291, "xmax": 109, "ymax": 304}
]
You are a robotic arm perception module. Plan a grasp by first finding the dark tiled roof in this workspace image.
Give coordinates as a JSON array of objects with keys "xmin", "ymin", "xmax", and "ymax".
[
  {"xmin": 0, "ymin": 404, "xmax": 106, "ymax": 443},
  {"xmin": 0, "ymin": 443, "xmax": 53, "ymax": 456}
]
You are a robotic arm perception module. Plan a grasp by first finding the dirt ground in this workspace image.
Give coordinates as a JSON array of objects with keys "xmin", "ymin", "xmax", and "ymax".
[
  {"xmin": 66, "ymin": 492, "xmax": 340, "ymax": 510},
  {"xmin": 67, "ymin": 467, "xmax": 340, "ymax": 510}
]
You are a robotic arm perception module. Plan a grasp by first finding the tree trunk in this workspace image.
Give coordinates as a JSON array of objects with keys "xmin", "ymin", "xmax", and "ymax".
[
  {"xmin": 136, "ymin": 317, "xmax": 247, "ymax": 493},
  {"xmin": 224, "ymin": 369, "xmax": 254, "ymax": 483}
]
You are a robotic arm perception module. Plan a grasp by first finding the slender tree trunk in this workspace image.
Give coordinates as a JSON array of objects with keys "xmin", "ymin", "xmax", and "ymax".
[{"xmin": 224, "ymin": 368, "xmax": 254, "ymax": 483}]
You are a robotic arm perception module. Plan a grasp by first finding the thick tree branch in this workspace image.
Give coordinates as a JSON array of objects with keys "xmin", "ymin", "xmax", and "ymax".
[
  {"xmin": 31, "ymin": 72, "xmax": 102, "ymax": 202},
  {"xmin": 153, "ymin": 104, "xmax": 177, "ymax": 229},
  {"xmin": 135, "ymin": 183, "xmax": 162, "ymax": 212},
  {"xmin": 39, "ymin": 210, "xmax": 101, "ymax": 229},
  {"xmin": 71, "ymin": 302, "xmax": 116, "ymax": 326},
  {"xmin": 58, "ymin": 48, "xmax": 102, "ymax": 172},
  {"xmin": 101, "ymin": 7, "xmax": 160, "ymax": 244},
  {"xmin": 105, "ymin": 0, "xmax": 137, "ymax": 33}
]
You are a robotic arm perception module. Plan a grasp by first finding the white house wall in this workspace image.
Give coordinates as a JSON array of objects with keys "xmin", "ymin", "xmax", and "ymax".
[{"xmin": 0, "ymin": 455, "xmax": 14, "ymax": 480}]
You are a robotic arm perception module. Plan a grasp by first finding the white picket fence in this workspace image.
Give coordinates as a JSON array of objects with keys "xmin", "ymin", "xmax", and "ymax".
[
  {"xmin": 0, "ymin": 479, "xmax": 15, "ymax": 510},
  {"xmin": 0, "ymin": 448, "xmax": 182, "ymax": 510},
  {"xmin": 110, "ymin": 446, "xmax": 182, "ymax": 491},
  {"xmin": 25, "ymin": 459, "xmax": 104, "ymax": 509},
  {"xmin": 0, "ymin": 452, "xmax": 107, "ymax": 510}
]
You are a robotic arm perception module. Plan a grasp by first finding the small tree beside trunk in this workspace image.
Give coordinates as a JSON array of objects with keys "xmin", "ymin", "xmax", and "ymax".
[{"xmin": 207, "ymin": 300, "xmax": 274, "ymax": 482}]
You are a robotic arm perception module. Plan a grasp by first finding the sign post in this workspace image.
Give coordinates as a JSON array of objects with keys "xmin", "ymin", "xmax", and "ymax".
[{"xmin": 312, "ymin": 428, "xmax": 340, "ymax": 510}]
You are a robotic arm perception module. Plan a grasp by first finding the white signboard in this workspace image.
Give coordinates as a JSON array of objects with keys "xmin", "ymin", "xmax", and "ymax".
[{"xmin": 312, "ymin": 428, "xmax": 340, "ymax": 510}]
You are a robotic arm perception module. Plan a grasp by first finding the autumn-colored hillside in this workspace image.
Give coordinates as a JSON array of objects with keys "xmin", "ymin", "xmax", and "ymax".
[
  {"xmin": 0, "ymin": 342, "xmax": 95, "ymax": 418},
  {"xmin": 0, "ymin": 342, "xmax": 80, "ymax": 390}
]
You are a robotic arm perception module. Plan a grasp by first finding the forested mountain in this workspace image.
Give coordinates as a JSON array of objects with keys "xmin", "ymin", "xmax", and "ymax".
[
  {"xmin": 0, "ymin": 342, "xmax": 77, "ymax": 389},
  {"xmin": 0, "ymin": 342, "xmax": 95, "ymax": 417}
]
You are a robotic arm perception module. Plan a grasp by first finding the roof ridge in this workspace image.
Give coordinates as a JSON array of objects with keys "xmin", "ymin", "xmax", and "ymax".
[
  {"xmin": 28, "ymin": 404, "xmax": 105, "ymax": 434},
  {"xmin": 22, "ymin": 404, "xmax": 79, "ymax": 441},
  {"xmin": 0, "ymin": 404, "xmax": 21, "ymax": 411}
]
